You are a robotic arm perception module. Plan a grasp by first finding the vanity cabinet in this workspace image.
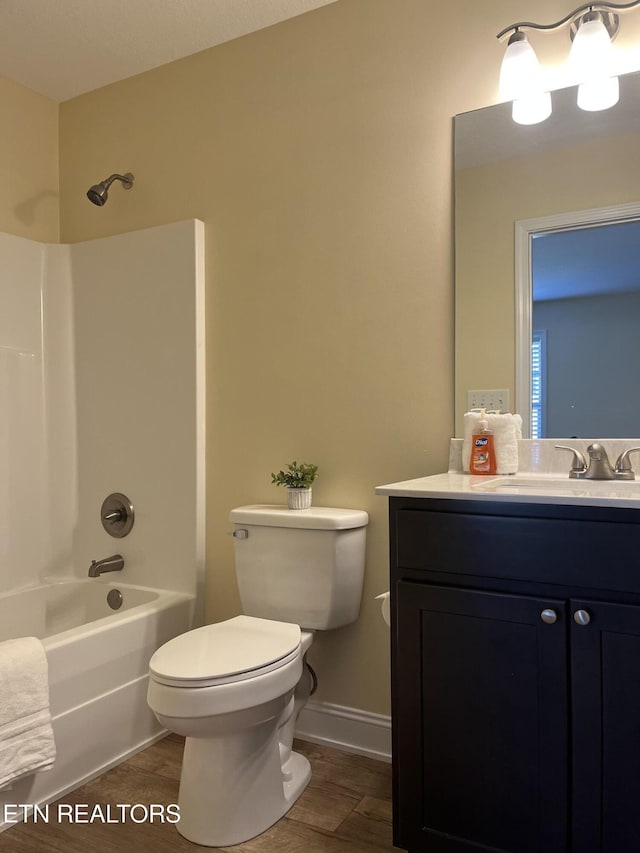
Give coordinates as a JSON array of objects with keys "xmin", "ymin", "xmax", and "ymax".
[{"xmin": 389, "ymin": 496, "xmax": 640, "ymax": 853}]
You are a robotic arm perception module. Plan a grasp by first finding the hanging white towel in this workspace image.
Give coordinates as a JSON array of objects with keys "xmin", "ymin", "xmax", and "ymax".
[{"xmin": 0, "ymin": 637, "xmax": 56, "ymax": 789}]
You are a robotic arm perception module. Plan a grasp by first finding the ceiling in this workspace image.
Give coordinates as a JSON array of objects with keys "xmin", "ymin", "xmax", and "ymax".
[{"xmin": 0, "ymin": 0, "xmax": 338, "ymax": 102}]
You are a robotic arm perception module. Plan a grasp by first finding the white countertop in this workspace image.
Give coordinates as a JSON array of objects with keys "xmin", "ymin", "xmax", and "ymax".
[
  {"xmin": 376, "ymin": 439, "xmax": 640, "ymax": 509},
  {"xmin": 375, "ymin": 471, "xmax": 640, "ymax": 509}
]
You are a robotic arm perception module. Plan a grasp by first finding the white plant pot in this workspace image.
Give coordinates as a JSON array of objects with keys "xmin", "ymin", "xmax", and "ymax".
[{"xmin": 287, "ymin": 488, "xmax": 312, "ymax": 510}]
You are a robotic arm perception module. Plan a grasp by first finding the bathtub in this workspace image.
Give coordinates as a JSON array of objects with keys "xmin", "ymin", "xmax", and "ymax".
[{"xmin": 0, "ymin": 578, "xmax": 194, "ymax": 828}]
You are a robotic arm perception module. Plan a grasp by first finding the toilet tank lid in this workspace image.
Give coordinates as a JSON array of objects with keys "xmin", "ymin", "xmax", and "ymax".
[{"xmin": 229, "ymin": 504, "xmax": 369, "ymax": 530}]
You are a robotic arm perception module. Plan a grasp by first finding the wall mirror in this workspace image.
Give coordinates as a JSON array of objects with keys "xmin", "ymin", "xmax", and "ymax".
[{"xmin": 454, "ymin": 70, "xmax": 640, "ymax": 438}]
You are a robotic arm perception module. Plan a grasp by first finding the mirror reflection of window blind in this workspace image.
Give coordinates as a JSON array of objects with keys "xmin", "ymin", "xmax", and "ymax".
[{"xmin": 531, "ymin": 330, "xmax": 546, "ymax": 439}]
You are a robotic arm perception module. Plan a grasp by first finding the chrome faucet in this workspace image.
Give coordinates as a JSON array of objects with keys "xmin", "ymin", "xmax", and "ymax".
[
  {"xmin": 614, "ymin": 447, "xmax": 640, "ymax": 480},
  {"xmin": 88, "ymin": 554, "xmax": 125, "ymax": 577},
  {"xmin": 584, "ymin": 443, "xmax": 615, "ymax": 480},
  {"xmin": 555, "ymin": 444, "xmax": 640, "ymax": 480}
]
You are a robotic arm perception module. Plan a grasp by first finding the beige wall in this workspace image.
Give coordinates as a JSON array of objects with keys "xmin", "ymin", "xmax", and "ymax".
[
  {"xmin": 47, "ymin": 0, "xmax": 575, "ymax": 715},
  {"xmin": 0, "ymin": 75, "xmax": 58, "ymax": 242},
  {"xmin": 455, "ymin": 131, "xmax": 640, "ymax": 436}
]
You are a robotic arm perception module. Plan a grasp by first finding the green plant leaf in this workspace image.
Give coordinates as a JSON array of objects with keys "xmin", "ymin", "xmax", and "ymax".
[{"xmin": 270, "ymin": 460, "xmax": 318, "ymax": 489}]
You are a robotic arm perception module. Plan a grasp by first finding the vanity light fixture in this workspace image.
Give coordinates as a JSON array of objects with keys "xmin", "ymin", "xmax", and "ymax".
[
  {"xmin": 497, "ymin": 1, "xmax": 640, "ymax": 123},
  {"xmin": 569, "ymin": 9, "xmax": 619, "ymax": 109},
  {"xmin": 499, "ymin": 31, "xmax": 553, "ymax": 124}
]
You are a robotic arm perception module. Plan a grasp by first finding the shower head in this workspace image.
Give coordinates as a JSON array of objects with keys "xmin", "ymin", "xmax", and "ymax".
[{"xmin": 86, "ymin": 172, "xmax": 134, "ymax": 206}]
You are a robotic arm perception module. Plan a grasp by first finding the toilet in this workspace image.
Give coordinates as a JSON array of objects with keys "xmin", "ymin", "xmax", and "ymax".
[{"xmin": 147, "ymin": 504, "xmax": 368, "ymax": 847}]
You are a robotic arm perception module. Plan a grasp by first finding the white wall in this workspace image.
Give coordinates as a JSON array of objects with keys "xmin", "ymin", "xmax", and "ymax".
[
  {"xmin": 533, "ymin": 290, "xmax": 640, "ymax": 437},
  {"xmin": 0, "ymin": 221, "xmax": 205, "ymax": 603}
]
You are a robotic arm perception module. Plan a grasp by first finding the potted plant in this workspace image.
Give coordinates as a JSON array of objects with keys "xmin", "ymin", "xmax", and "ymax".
[{"xmin": 271, "ymin": 461, "xmax": 318, "ymax": 510}]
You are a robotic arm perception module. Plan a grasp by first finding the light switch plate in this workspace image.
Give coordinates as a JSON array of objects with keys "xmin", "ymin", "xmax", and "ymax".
[{"xmin": 467, "ymin": 388, "xmax": 510, "ymax": 412}]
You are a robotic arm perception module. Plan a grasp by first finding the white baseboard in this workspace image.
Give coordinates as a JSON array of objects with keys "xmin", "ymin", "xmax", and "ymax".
[{"xmin": 295, "ymin": 700, "xmax": 391, "ymax": 763}]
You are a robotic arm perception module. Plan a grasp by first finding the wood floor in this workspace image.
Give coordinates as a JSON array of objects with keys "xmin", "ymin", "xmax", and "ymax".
[{"xmin": 0, "ymin": 736, "xmax": 395, "ymax": 852}]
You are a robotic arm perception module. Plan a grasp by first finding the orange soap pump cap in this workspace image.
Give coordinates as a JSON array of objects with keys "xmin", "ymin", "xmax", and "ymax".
[{"xmin": 470, "ymin": 408, "xmax": 497, "ymax": 475}]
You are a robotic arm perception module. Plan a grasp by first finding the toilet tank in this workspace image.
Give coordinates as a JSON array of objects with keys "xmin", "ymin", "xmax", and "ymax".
[{"xmin": 229, "ymin": 505, "xmax": 368, "ymax": 630}]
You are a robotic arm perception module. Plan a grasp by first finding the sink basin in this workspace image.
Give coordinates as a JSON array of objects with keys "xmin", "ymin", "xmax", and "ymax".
[{"xmin": 472, "ymin": 476, "xmax": 640, "ymax": 499}]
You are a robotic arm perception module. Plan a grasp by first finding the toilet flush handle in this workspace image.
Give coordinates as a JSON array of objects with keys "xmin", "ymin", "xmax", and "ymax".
[{"xmin": 228, "ymin": 529, "xmax": 249, "ymax": 539}]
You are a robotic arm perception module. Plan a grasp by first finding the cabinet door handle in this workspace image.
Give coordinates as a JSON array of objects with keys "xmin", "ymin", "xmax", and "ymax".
[
  {"xmin": 541, "ymin": 609, "xmax": 557, "ymax": 624},
  {"xmin": 573, "ymin": 609, "xmax": 591, "ymax": 626}
]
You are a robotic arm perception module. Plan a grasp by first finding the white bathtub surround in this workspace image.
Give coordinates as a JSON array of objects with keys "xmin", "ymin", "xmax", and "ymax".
[
  {"xmin": 0, "ymin": 221, "xmax": 205, "ymax": 600},
  {"xmin": 0, "ymin": 638, "xmax": 56, "ymax": 789},
  {"xmin": 0, "ymin": 221, "xmax": 205, "ymax": 827},
  {"xmin": 0, "ymin": 235, "xmax": 51, "ymax": 593},
  {"xmin": 69, "ymin": 221, "xmax": 206, "ymax": 600}
]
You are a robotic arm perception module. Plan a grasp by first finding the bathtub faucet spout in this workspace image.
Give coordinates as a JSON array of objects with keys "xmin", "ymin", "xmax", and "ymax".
[{"xmin": 88, "ymin": 554, "xmax": 124, "ymax": 577}]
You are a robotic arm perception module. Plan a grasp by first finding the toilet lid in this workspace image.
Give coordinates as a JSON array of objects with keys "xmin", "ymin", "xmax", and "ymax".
[{"xmin": 149, "ymin": 615, "xmax": 301, "ymax": 688}]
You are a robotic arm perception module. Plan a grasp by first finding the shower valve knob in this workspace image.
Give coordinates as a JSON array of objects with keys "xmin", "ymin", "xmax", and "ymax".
[
  {"xmin": 103, "ymin": 510, "xmax": 123, "ymax": 523},
  {"xmin": 100, "ymin": 493, "xmax": 134, "ymax": 538}
]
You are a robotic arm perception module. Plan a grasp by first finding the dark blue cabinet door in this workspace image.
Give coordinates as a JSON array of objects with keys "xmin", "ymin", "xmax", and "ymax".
[
  {"xmin": 571, "ymin": 599, "xmax": 640, "ymax": 853},
  {"xmin": 395, "ymin": 582, "xmax": 568, "ymax": 853}
]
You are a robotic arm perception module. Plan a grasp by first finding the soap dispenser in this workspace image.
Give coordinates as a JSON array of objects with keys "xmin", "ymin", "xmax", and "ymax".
[{"xmin": 470, "ymin": 409, "xmax": 497, "ymax": 475}]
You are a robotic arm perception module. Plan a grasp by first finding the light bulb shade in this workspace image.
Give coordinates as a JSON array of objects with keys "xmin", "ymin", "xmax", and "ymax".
[
  {"xmin": 512, "ymin": 91, "xmax": 553, "ymax": 125},
  {"xmin": 577, "ymin": 75, "xmax": 619, "ymax": 110},
  {"xmin": 499, "ymin": 34, "xmax": 546, "ymax": 101},
  {"xmin": 570, "ymin": 16, "xmax": 618, "ymax": 111},
  {"xmin": 569, "ymin": 16, "xmax": 613, "ymax": 78},
  {"xmin": 500, "ymin": 33, "xmax": 551, "ymax": 125}
]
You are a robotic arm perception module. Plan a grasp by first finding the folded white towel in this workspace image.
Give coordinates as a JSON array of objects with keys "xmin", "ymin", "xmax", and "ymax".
[
  {"xmin": 0, "ymin": 637, "xmax": 56, "ymax": 789},
  {"xmin": 463, "ymin": 411, "xmax": 522, "ymax": 475}
]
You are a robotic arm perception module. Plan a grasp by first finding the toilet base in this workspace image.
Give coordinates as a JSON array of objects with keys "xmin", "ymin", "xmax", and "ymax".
[
  {"xmin": 175, "ymin": 697, "xmax": 312, "ymax": 847},
  {"xmin": 282, "ymin": 749, "xmax": 312, "ymax": 804},
  {"xmin": 177, "ymin": 745, "xmax": 311, "ymax": 847}
]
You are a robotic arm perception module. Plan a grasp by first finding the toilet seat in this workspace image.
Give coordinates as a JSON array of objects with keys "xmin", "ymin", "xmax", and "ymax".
[{"xmin": 149, "ymin": 615, "xmax": 301, "ymax": 689}]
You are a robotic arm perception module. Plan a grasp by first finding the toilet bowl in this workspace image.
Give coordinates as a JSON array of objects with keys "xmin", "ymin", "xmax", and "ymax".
[
  {"xmin": 147, "ymin": 504, "xmax": 368, "ymax": 847},
  {"xmin": 148, "ymin": 615, "xmax": 315, "ymax": 846}
]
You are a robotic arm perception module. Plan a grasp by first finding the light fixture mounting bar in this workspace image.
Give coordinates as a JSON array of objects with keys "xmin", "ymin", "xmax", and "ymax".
[{"xmin": 496, "ymin": 0, "xmax": 640, "ymax": 40}]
